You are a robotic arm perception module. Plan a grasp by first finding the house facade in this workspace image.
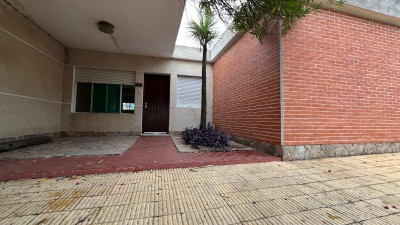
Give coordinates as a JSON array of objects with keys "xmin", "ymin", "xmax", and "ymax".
[
  {"xmin": 0, "ymin": 0, "xmax": 214, "ymax": 142},
  {"xmin": 1, "ymin": 0, "xmax": 400, "ymax": 161},
  {"xmin": 214, "ymin": 1, "xmax": 400, "ymax": 160}
]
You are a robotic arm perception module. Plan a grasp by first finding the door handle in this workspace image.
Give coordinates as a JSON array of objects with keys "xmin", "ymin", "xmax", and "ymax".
[{"xmin": 145, "ymin": 102, "xmax": 148, "ymax": 109}]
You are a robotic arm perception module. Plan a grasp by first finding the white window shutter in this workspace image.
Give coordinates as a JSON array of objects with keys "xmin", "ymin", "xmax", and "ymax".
[
  {"xmin": 177, "ymin": 76, "xmax": 201, "ymax": 108},
  {"xmin": 75, "ymin": 67, "xmax": 134, "ymax": 85}
]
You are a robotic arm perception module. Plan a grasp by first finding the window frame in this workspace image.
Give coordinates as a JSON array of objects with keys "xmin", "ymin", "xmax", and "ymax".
[
  {"xmin": 73, "ymin": 82, "xmax": 136, "ymax": 114},
  {"xmin": 72, "ymin": 67, "xmax": 135, "ymax": 114},
  {"xmin": 121, "ymin": 85, "xmax": 135, "ymax": 114}
]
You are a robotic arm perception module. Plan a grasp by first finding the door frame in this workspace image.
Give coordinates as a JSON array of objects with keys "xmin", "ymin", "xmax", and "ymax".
[{"xmin": 141, "ymin": 73, "xmax": 170, "ymax": 134}]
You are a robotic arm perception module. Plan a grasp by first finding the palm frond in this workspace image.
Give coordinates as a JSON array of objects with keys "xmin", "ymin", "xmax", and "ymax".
[{"xmin": 187, "ymin": 7, "xmax": 219, "ymax": 47}]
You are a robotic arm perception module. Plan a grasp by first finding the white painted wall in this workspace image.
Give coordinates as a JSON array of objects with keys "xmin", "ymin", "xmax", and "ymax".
[{"xmin": 0, "ymin": 1, "xmax": 65, "ymax": 140}]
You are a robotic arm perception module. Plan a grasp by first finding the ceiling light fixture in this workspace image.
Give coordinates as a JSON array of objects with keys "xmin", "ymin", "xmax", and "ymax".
[
  {"xmin": 97, "ymin": 21, "xmax": 114, "ymax": 34},
  {"xmin": 97, "ymin": 20, "xmax": 123, "ymax": 54}
]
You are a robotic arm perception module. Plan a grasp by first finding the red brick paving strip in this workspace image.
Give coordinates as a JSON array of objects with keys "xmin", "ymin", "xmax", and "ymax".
[{"xmin": 0, "ymin": 136, "xmax": 280, "ymax": 181}]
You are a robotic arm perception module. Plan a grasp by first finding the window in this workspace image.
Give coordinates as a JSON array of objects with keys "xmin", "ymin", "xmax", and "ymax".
[
  {"xmin": 92, "ymin": 83, "xmax": 121, "ymax": 113},
  {"xmin": 74, "ymin": 67, "xmax": 135, "ymax": 113},
  {"xmin": 121, "ymin": 85, "xmax": 135, "ymax": 113},
  {"xmin": 177, "ymin": 76, "xmax": 201, "ymax": 108},
  {"xmin": 75, "ymin": 82, "xmax": 92, "ymax": 112},
  {"xmin": 75, "ymin": 82, "xmax": 128, "ymax": 113}
]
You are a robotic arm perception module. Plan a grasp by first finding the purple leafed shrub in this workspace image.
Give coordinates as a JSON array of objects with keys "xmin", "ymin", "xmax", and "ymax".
[{"xmin": 182, "ymin": 123, "xmax": 231, "ymax": 148}]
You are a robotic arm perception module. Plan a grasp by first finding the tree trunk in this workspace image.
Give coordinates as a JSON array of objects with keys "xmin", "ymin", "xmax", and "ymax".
[{"xmin": 200, "ymin": 43, "xmax": 207, "ymax": 130}]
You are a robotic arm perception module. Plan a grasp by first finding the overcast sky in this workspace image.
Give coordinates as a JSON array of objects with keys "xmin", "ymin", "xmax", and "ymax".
[{"xmin": 175, "ymin": 0, "xmax": 227, "ymax": 48}]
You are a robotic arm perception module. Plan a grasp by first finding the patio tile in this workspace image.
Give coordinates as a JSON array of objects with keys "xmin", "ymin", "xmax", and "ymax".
[
  {"xmin": 0, "ymin": 204, "xmax": 25, "ymax": 219},
  {"xmin": 369, "ymin": 183, "xmax": 400, "ymax": 195},
  {"xmin": 230, "ymin": 203, "xmax": 265, "ymax": 221},
  {"xmin": 287, "ymin": 207, "xmax": 353, "ymax": 224},
  {"xmin": 12, "ymin": 200, "xmax": 52, "ymax": 216},
  {"xmin": 206, "ymin": 207, "xmax": 241, "ymax": 224},
  {"xmin": 258, "ymin": 185, "xmax": 306, "ymax": 199},
  {"xmin": 290, "ymin": 194, "xmax": 326, "ymax": 210},
  {"xmin": 0, "ymin": 215, "xmax": 38, "ymax": 225},
  {"xmin": 341, "ymin": 186, "xmax": 387, "ymax": 200},
  {"xmin": 320, "ymin": 178, "xmax": 362, "ymax": 190},
  {"xmin": 308, "ymin": 190, "xmax": 359, "ymax": 207},
  {"xmin": 362, "ymin": 214, "xmax": 400, "ymax": 225},
  {"xmin": 331, "ymin": 201, "xmax": 391, "ymax": 221},
  {"xmin": 1, "ymin": 153, "xmax": 400, "ymax": 224}
]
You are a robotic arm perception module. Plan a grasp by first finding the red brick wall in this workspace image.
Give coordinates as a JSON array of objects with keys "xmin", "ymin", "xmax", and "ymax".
[
  {"xmin": 213, "ymin": 32, "xmax": 281, "ymax": 145},
  {"xmin": 283, "ymin": 9, "xmax": 400, "ymax": 145}
]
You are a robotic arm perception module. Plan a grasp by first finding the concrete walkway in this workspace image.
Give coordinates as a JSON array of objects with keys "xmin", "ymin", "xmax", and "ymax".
[
  {"xmin": 0, "ymin": 136, "xmax": 279, "ymax": 181},
  {"xmin": 1, "ymin": 153, "xmax": 400, "ymax": 224}
]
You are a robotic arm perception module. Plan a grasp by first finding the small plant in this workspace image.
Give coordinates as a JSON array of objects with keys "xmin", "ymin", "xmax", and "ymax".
[{"xmin": 182, "ymin": 123, "xmax": 230, "ymax": 149}]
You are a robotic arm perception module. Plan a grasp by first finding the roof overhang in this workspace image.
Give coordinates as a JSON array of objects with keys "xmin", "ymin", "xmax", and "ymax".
[{"xmin": 6, "ymin": 0, "xmax": 185, "ymax": 58}]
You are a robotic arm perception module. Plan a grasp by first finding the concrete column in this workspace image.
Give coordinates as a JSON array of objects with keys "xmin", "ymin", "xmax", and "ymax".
[
  {"xmin": 60, "ymin": 65, "xmax": 74, "ymax": 132},
  {"xmin": 135, "ymin": 71, "xmax": 144, "ymax": 133},
  {"xmin": 169, "ymin": 74, "xmax": 177, "ymax": 108},
  {"xmin": 169, "ymin": 74, "xmax": 178, "ymax": 132},
  {"xmin": 135, "ymin": 71, "xmax": 144, "ymax": 106}
]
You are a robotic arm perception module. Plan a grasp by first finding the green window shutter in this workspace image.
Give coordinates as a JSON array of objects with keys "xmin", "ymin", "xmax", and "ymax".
[
  {"xmin": 106, "ymin": 84, "xmax": 121, "ymax": 113},
  {"xmin": 92, "ymin": 83, "xmax": 107, "ymax": 112}
]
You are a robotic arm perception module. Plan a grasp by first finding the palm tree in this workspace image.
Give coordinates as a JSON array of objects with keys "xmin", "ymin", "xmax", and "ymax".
[{"xmin": 188, "ymin": 7, "xmax": 219, "ymax": 129}]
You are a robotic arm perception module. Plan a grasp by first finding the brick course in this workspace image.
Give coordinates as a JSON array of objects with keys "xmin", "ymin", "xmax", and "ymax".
[
  {"xmin": 213, "ymin": 32, "xmax": 281, "ymax": 145},
  {"xmin": 283, "ymin": 9, "xmax": 400, "ymax": 146}
]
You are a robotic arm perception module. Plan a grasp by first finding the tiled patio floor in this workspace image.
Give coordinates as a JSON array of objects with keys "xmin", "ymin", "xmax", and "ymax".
[
  {"xmin": 1, "ymin": 153, "xmax": 400, "ymax": 224},
  {"xmin": 0, "ymin": 136, "xmax": 280, "ymax": 181},
  {"xmin": 0, "ymin": 136, "xmax": 138, "ymax": 159}
]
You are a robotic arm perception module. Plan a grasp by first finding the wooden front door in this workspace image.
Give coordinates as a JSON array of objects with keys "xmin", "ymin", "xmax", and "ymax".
[{"xmin": 142, "ymin": 74, "xmax": 170, "ymax": 133}]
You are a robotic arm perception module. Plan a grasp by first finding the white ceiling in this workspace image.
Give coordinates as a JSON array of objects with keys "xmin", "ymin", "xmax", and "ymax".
[{"xmin": 8, "ymin": 0, "xmax": 185, "ymax": 58}]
